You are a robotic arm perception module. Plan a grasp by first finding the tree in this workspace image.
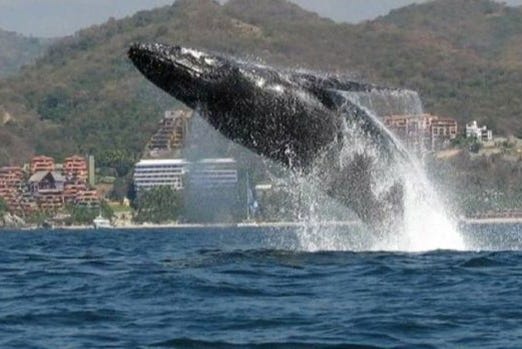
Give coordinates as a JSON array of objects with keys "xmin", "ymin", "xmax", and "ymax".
[
  {"xmin": 109, "ymin": 175, "xmax": 132, "ymax": 202},
  {"xmin": 96, "ymin": 150, "xmax": 138, "ymax": 178},
  {"xmin": 0, "ymin": 197, "xmax": 7, "ymax": 215},
  {"xmin": 66, "ymin": 201, "xmax": 114, "ymax": 225},
  {"xmin": 134, "ymin": 186, "xmax": 182, "ymax": 224},
  {"xmin": 69, "ymin": 206, "xmax": 97, "ymax": 225}
]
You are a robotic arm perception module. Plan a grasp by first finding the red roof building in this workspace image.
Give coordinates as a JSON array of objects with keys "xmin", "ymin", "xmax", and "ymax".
[
  {"xmin": 64, "ymin": 180, "xmax": 88, "ymax": 204},
  {"xmin": 36, "ymin": 192, "xmax": 64, "ymax": 211},
  {"xmin": 63, "ymin": 155, "xmax": 88, "ymax": 181},
  {"xmin": 76, "ymin": 190, "xmax": 100, "ymax": 208},
  {"xmin": 384, "ymin": 114, "xmax": 458, "ymax": 152},
  {"xmin": 0, "ymin": 167, "xmax": 24, "ymax": 212},
  {"xmin": 31, "ymin": 156, "xmax": 55, "ymax": 174}
]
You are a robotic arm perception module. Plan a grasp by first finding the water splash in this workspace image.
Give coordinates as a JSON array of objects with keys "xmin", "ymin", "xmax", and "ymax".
[
  {"xmin": 289, "ymin": 89, "xmax": 465, "ymax": 252},
  {"xmin": 346, "ymin": 88, "xmax": 424, "ymax": 117},
  {"xmin": 347, "ymin": 91, "xmax": 464, "ymax": 251},
  {"xmin": 182, "ymin": 87, "xmax": 465, "ymax": 252}
]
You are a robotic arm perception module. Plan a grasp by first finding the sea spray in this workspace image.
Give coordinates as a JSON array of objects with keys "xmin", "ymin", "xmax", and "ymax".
[
  {"xmin": 283, "ymin": 88, "xmax": 465, "ymax": 252},
  {"xmin": 184, "ymin": 90, "xmax": 465, "ymax": 251},
  {"xmin": 341, "ymin": 90, "xmax": 465, "ymax": 251},
  {"xmin": 346, "ymin": 89, "xmax": 424, "ymax": 117}
]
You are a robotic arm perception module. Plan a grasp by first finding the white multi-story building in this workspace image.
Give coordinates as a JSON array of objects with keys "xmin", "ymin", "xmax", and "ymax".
[
  {"xmin": 133, "ymin": 158, "xmax": 238, "ymax": 193},
  {"xmin": 188, "ymin": 158, "xmax": 238, "ymax": 189},
  {"xmin": 466, "ymin": 120, "xmax": 493, "ymax": 142},
  {"xmin": 133, "ymin": 159, "xmax": 188, "ymax": 192}
]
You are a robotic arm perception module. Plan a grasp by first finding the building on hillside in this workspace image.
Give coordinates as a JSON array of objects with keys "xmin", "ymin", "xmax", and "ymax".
[
  {"xmin": 430, "ymin": 117, "xmax": 459, "ymax": 150},
  {"xmin": 31, "ymin": 156, "xmax": 55, "ymax": 174},
  {"xmin": 188, "ymin": 159, "xmax": 239, "ymax": 189},
  {"xmin": 75, "ymin": 190, "xmax": 100, "ymax": 208},
  {"xmin": 0, "ymin": 155, "xmax": 101, "ymax": 215},
  {"xmin": 148, "ymin": 110, "xmax": 193, "ymax": 157},
  {"xmin": 29, "ymin": 171, "xmax": 65, "ymax": 194},
  {"xmin": 63, "ymin": 155, "xmax": 88, "ymax": 181},
  {"xmin": 0, "ymin": 167, "xmax": 24, "ymax": 189},
  {"xmin": 0, "ymin": 187, "xmax": 19, "ymax": 211},
  {"xmin": 36, "ymin": 191, "xmax": 64, "ymax": 211},
  {"xmin": 132, "ymin": 157, "xmax": 241, "ymax": 222},
  {"xmin": 19, "ymin": 193, "xmax": 38, "ymax": 214},
  {"xmin": 63, "ymin": 180, "xmax": 88, "ymax": 204},
  {"xmin": 466, "ymin": 120, "xmax": 493, "ymax": 143},
  {"xmin": 383, "ymin": 114, "xmax": 431, "ymax": 152},
  {"xmin": 384, "ymin": 114, "xmax": 458, "ymax": 152},
  {"xmin": 133, "ymin": 159, "xmax": 188, "ymax": 193},
  {"xmin": 0, "ymin": 167, "xmax": 25, "ymax": 211},
  {"xmin": 185, "ymin": 158, "xmax": 240, "ymax": 223},
  {"xmin": 28, "ymin": 171, "xmax": 65, "ymax": 210}
]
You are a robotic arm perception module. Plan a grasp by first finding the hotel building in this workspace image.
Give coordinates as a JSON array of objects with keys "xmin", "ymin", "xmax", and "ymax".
[
  {"xmin": 384, "ymin": 114, "xmax": 458, "ymax": 152},
  {"xmin": 188, "ymin": 158, "xmax": 238, "ymax": 189},
  {"xmin": 63, "ymin": 155, "xmax": 88, "ymax": 181},
  {"xmin": 31, "ymin": 156, "xmax": 55, "ymax": 174},
  {"xmin": 133, "ymin": 159, "xmax": 188, "ymax": 193},
  {"xmin": 147, "ymin": 110, "xmax": 192, "ymax": 157}
]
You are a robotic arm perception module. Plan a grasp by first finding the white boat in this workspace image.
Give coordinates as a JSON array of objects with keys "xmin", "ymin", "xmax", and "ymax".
[{"xmin": 93, "ymin": 214, "xmax": 112, "ymax": 229}]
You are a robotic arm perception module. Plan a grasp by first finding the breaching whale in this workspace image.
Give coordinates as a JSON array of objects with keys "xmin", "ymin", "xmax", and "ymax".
[{"xmin": 128, "ymin": 43, "xmax": 408, "ymax": 231}]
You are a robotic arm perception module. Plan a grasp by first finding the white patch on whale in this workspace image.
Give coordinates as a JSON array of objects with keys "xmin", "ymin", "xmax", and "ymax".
[
  {"xmin": 181, "ymin": 47, "xmax": 205, "ymax": 60},
  {"xmin": 268, "ymin": 84, "xmax": 285, "ymax": 93}
]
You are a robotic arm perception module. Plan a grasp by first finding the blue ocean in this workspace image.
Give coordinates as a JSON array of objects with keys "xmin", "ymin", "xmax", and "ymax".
[{"xmin": 1, "ymin": 225, "xmax": 522, "ymax": 348}]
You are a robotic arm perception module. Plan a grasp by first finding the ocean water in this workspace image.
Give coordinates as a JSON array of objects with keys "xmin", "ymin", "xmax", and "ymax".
[{"xmin": 0, "ymin": 225, "xmax": 522, "ymax": 348}]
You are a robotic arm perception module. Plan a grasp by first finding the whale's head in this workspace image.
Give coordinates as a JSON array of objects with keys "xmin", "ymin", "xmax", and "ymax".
[
  {"xmin": 128, "ymin": 43, "xmax": 239, "ymax": 109},
  {"xmin": 128, "ymin": 43, "xmax": 336, "ymax": 166}
]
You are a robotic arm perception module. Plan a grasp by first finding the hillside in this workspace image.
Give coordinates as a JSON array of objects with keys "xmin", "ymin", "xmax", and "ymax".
[
  {"xmin": 378, "ymin": 0, "xmax": 522, "ymax": 134},
  {"xmin": 0, "ymin": 29, "xmax": 49, "ymax": 78},
  {"xmin": 0, "ymin": 0, "xmax": 521, "ymax": 165}
]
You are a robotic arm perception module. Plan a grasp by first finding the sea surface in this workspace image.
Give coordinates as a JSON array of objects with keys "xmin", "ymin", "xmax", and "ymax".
[{"xmin": 0, "ymin": 224, "xmax": 521, "ymax": 348}]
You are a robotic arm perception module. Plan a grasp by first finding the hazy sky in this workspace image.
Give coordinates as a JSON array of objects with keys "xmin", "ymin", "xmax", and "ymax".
[{"xmin": 1, "ymin": 0, "xmax": 522, "ymax": 37}]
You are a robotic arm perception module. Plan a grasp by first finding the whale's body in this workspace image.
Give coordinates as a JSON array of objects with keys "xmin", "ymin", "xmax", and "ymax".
[{"xmin": 129, "ymin": 43, "xmax": 407, "ymax": 230}]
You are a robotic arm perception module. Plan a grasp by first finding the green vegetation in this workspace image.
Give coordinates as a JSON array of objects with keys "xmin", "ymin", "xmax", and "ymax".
[
  {"xmin": 1, "ymin": 0, "xmax": 522, "ymax": 166},
  {"xmin": 0, "ymin": 197, "xmax": 7, "ymax": 215},
  {"xmin": 427, "ymin": 152, "xmax": 522, "ymax": 215},
  {"xmin": 451, "ymin": 135, "xmax": 483, "ymax": 153},
  {"xmin": 134, "ymin": 186, "xmax": 182, "ymax": 224},
  {"xmin": 96, "ymin": 150, "xmax": 138, "ymax": 178},
  {"xmin": 0, "ymin": 29, "xmax": 49, "ymax": 77},
  {"xmin": 65, "ymin": 202, "xmax": 114, "ymax": 225},
  {"xmin": 25, "ymin": 211, "xmax": 52, "ymax": 226}
]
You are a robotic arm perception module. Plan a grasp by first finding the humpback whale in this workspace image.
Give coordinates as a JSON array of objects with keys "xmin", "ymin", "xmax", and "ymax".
[{"xmin": 128, "ymin": 43, "xmax": 408, "ymax": 231}]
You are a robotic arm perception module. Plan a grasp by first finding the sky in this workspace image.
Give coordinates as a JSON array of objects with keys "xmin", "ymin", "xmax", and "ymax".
[{"xmin": 1, "ymin": 0, "xmax": 522, "ymax": 38}]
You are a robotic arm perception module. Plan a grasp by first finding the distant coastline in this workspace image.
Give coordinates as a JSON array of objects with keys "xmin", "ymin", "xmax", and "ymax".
[
  {"xmin": 459, "ymin": 217, "xmax": 522, "ymax": 225},
  {"xmin": 2, "ymin": 217, "xmax": 522, "ymax": 232}
]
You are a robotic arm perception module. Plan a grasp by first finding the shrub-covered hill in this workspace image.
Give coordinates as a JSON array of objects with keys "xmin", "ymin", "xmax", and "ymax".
[
  {"xmin": 378, "ymin": 0, "xmax": 522, "ymax": 136},
  {"xmin": 0, "ymin": 29, "xmax": 49, "ymax": 78},
  {"xmin": 0, "ymin": 0, "xmax": 521, "ymax": 165}
]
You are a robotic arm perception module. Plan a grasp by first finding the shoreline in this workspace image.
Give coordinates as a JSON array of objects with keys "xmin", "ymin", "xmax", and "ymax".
[
  {"xmin": 9, "ymin": 221, "xmax": 362, "ymax": 231},
  {"xmin": 2, "ymin": 217, "xmax": 522, "ymax": 231},
  {"xmin": 459, "ymin": 217, "xmax": 522, "ymax": 225}
]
